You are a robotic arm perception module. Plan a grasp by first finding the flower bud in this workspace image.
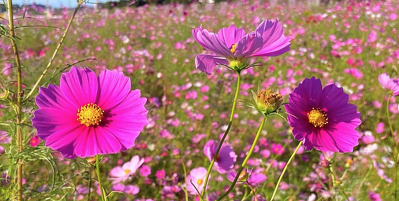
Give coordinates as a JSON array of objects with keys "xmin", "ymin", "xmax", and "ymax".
[{"xmin": 253, "ymin": 89, "xmax": 283, "ymax": 115}]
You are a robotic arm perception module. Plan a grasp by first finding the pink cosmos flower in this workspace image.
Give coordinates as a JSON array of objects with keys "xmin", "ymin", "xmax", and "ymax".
[
  {"xmin": 203, "ymin": 140, "xmax": 237, "ymax": 173},
  {"xmin": 139, "ymin": 165, "xmax": 151, "ymax": 177},
  {"xmin": 284, "ymin": 77, "xmax": 361, "ymax": 152},
  {"xmin": 192, "ymin": 19, "xmax": 290, "ymax": 74},
  {"xmin": 124, "ymin": 185, "xmax": 139, "ymax": 195},
  {"xmin": 186, "ymin": 167, "xmax": 209, "ymax": 195},
  {"xmin": 29, "ymin": 136, "xmax": 40, "ymax": 147},
  {"xmin": 32, "ymin": 67, "xmax": 148, "ymax": 158},
  {"xmin": 156, "ymin": 170, "xmax": 166, "ymax": 179},
  {"xmin": 109, "ymin": 155, "xmax": 144, "ymax": 184},
  {"xmin": 378, "ymin": 73, "xmax": 399, "ymax": 96}
]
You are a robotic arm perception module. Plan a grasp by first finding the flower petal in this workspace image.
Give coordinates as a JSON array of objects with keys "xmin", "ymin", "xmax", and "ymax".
[
  {"xmin": 44, "ymin": 124, "xmax": 83, "ymax": 158},
  {"xmin": 97, "ymin": 69, "xmax": 131, "ymax": 110},
  {"xmin": 216, "ymin": 146, "xmax": 236, "ymax": 173},
  {"xmin": 217, "ymin": 25, "xmax": 246, "ymax": 49},
  {"xmin": 32, "ymin": 108, "xmax": 79, "ymax": 140},
  {"xmin": 234, "ymin": 31, "xmax": 264, "ymax": 57},
  {"xmin": 195, "ymin": 54, "xmax": 229, "ymax": 75},
  {"xmin": 35, "ymin": 85, "xmax": 77, "ymax": 111},
  {"xmin": 60, "ymin": 67, "xmax": 98, "ymax": 107},
  {"xmin": 250, "ymin": 19, "xmax": 291, "ymax": 57},
  {"xmin": 74, "ymin": 127, "xmax": 122, "ymax": 157},
  {"xmin": 192, "ymin": 27, "xmax": 233, "ymax": 57}
]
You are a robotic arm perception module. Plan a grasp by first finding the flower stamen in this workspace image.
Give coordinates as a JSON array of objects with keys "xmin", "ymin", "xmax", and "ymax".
[
  {"xmin": 77, "ymin": 103, "xmax": 104, "ymax": 127},
  {"xmin": 230, "ymin": 44, "xmax": 237, "ymax": 54},
  {"xmin": 307, "ymin": 108, "xmax": 328, "ymax": 128},
  {"xmin": 197, "ymin": 178, "xmax": 203, "ymax": 185}
]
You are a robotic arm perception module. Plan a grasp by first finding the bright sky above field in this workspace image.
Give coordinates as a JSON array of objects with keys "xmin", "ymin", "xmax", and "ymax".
[{"xmin": 11, "ymin": 0, "xmax": 111, "ymax": 8}]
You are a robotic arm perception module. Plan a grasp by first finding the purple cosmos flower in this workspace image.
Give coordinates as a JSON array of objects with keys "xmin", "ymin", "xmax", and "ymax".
[
  {"xmin": 32, "ymin": 67, "xmax": 148, "ymax": 158},
  {"xmin": 192, "ymin": 19, "xmax": 290, "ymax": 74},
  {"xmin": 186, "ymin": 167, "xmax": 209, "ymax": 195},
  {"xmin": 284, "ymin": 77, "xmax": 361, "ymax": 152},
  {"xmin": 109, "ymin": 155, "xmax": 144, "ymax": 184},
  {"xmin": 226, "ymin": 169, "xmax": 267, "ymax": 186},
  {"xmin": 378, "ymin": 73, "xmax": 399, "ymax": 96},
  {"xmin": 203, "ymin": 140, "xmax": 237, "ymax": 173}
]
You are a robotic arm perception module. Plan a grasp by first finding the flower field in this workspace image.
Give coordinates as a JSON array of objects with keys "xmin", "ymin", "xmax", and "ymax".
[{"xmin": 0, "ymin": 0, "xmax": 399, "ymax": 200}]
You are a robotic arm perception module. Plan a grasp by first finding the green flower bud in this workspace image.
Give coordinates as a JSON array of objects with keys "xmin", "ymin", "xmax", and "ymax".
[{"xmin": 252, "ymin": 89, "xmax": 283, "ymax": 115}]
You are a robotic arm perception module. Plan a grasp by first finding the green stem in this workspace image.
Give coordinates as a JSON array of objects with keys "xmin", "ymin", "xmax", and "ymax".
[
  {"xmin": 95, "ymin": 155, "xmax": 106, "ymax": 201},
  {"xmin": 7, "ymin": 0, "xmax": 23, "ymax": 200},
  {"xmin": 200, "ymin": 71, "xmax": 241, "ymax": 199},
  {"xmin": 328, "ymin": 161, "xmax": 350, "ymax": 200},
  {"xmin": 270, "ymin": 141, "xmax": 303, "ymax": 201},
  {"xmin": 182, "ymin": 160, "xmax": 189, "ymax": 201},
  {"xmin": 24, "ymin": 0, "xmax": 83, "ymax": 101},
  {"xmin": 216, "ymin": 116, "xmax": 266, "ymax": 200}
]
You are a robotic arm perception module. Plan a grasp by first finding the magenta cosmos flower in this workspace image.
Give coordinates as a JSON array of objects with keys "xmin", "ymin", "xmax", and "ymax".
[
  {"xmin": 284, "ymin": 77, "xmax": 361, "ymax": 152},
  {"xmin": 203, "ymin": 140, "xmax": 237, "ymax": 173},
  {"xmin": 378, "ymin": 73, "xmax": 399, "ymax": 96},
  {"xmin": 192, "ymin": 19, "xmax": 290, "ymax": 74},
  {"xmin": 32, "ymin": 67, "xmax": 148, "ymax": 158}
]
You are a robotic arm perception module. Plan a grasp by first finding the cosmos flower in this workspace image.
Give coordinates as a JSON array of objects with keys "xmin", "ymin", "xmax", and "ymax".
[
  {"xmin": 192, "ymin": 19, "xmax": 290, "ymax": 74},
  {"xmin": 186, "ymin": 167, "xmax": 209, "ymax": 195},
  {"xmin": 32, "ymin": 67, "xmax": 148, "ymax": 158},
  {"xmin": 378, "ymin": 73, "xmax": 399, "ymax": 96},
  {"xmin": 284, "ymin": 77, "xmax": 361, "ymax": 152},
  {"xmin": 109, "ymin": 155, "xmax": 144, "ymax": 184},
  {"xmin": 203, "ymin": 140, "xmax": 237, "ymax": 173}
]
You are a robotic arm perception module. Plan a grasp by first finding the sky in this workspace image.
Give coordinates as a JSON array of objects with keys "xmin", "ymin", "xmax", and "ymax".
[{"xmin": 11, "ymin": 0, "xmax": 112, "ymax": 8}]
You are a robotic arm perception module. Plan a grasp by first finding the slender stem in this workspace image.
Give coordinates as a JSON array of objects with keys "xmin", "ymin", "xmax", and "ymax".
[
  {"xmin": 95, "ymin": 155, "xmax": 106, "ymax": 201},
  {"xmin": 88, "ymin": 169, "xmax": 92, "ymax": 201},
  {"xmin": 270, "ymin": 141, "xmax": 303, "ymax": 201},
  {"xmin": 328, "ymin": 161, "xmax": 350, "ymax": 200},
  {"xmin": 216, "ymin": 116, "xmax": 266, "ymax": 200},
  {"xmin": 182, "ymin": 160, "xmax": 189, "ymax": 201},
  {"xmin": 200, "ymin": 71, "xmax": 241, "ymax": 198},
  {"xmin": 24, "ymin": 0, "xmax": 83, "ymax": 101},
  {"xmin": 7, "ymin": 1, "xmax": 23, "ymax": 200}
]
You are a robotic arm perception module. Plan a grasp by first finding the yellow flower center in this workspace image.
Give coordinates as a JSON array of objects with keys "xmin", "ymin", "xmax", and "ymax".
[
  {"xmin": 307, "ymin": 108, "xmax": 328, "ymax": 128},
  {"xmin": 230, "ymin": 44, "xmax": 237, "ymax": 54},
  {"xmin": 124, "ymin": 169, "xmax": 131, "ymax": 175},
  {"xmin": 77, "ymin": 103, "xmax": 104, "ymax": 127},
  {"xmin": 197, "ymin": 178, "xmax": 203, "ymax": 185}
]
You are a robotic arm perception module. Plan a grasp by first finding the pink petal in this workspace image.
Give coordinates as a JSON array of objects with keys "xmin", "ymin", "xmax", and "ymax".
[
  {"xmin": 110, "ymin": 167, "xmax": 126, "ymax": 178},
  {"xmin": 60, "ymin": 67, "xmax": 98, "ymax": 107},
  {"xmin": 32, "ymin": 108, "xmax": 79, "ymax": 140},
  {"xmin": 36, "ymin": 85, "xmax": 77, "ymax": 111},
  {"xmin": 192, "ymin": 27, "xmax": 233, "ymax": 57},
  {"xmin": 217, "ymin": 25, "xmax": 246, "ymax": 49},
  {"xmin": 74, "ymin": 127, "xmax": 122, "ymax": 157},
  {"xmin": 234, "ymin": 31, "xmax": 263, "ymax": 57},
  {"xmin": 44, "ymin": 125, "xmax": 84, "ymax": 158},
  {"xmin": 97, "ymin": 69, "xmax": 131, "ymax": 110},
  {"xmin": 195, "ymin": 54, "xmax": 229, "ymax": 75},
  {"xmin": 251, "ymin": 19, "xmax": 291, "ymax": 57}
]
